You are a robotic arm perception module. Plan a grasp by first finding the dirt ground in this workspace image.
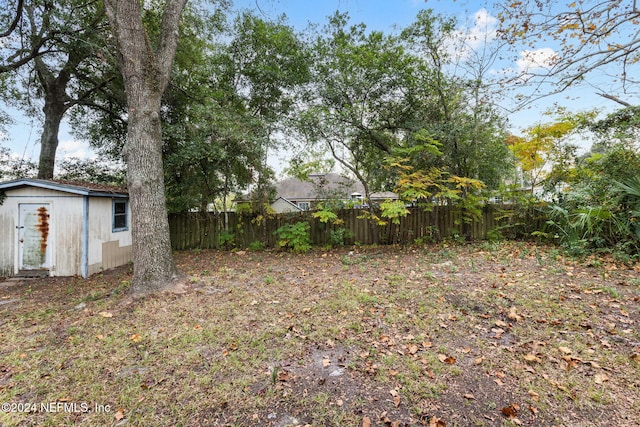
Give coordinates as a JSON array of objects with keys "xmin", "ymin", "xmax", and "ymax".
[{"xmin": 1, "ymin": 242, "xmax": 639, "ymax": 426}]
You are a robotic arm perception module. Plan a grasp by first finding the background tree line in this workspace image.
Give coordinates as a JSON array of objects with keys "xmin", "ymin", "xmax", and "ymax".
[{"xmin": 1, "ymin": 0, "xmax": 639, "ymax": 292}]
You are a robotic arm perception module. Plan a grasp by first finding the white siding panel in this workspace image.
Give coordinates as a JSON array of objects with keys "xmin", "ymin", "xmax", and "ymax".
[
  {"xmin": 53, "ymin": 197, "xmax": 83, "ymax": 276},
  {"xmin": 87, "ymin": 198, "xmax": 132, "ymax": 275},
  {"xmin": 0, "ymin": 201, "xmax": 16, "ymax": 276}
]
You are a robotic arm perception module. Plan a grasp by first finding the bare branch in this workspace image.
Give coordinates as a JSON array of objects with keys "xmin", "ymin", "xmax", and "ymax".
[
  {"xmin": 597, "ymin": 92, "xmax": 633, "ymax": 107},
  {"xmin": 0, "ymin": 0, "xmax": 25, "ymax": 38}
]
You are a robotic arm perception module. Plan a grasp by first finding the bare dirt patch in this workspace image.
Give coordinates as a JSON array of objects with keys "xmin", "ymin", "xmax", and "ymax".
[{"xmin": 1, "ymin": 242, "xmax": 639, "ymax": 426}]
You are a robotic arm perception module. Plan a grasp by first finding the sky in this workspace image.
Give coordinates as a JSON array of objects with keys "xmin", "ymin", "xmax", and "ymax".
[{"xmin": 1, "ymin": 0, "xmax": 630, "ymax": 174}]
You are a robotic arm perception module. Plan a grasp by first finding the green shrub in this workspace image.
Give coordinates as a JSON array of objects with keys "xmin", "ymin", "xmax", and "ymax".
[
  {"xmin": 248, "ymin": 241, "xmax": 265, "ymax": 251},
  {"xmin": 329, "ymin": 227, "xmax": 354, "ymax": 247},
  {"xmin": 218, "ymin": 230, "xmax": 235, "ymax": 249},
  {"xmin": 274, "ymin": 221, "xmax": 311, "ymax": 253}
]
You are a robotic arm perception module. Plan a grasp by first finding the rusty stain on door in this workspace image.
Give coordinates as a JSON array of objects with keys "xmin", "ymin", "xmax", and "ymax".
[{"xmin": 36, "ymin": 206, "xmax": 49, "ymax": 254}]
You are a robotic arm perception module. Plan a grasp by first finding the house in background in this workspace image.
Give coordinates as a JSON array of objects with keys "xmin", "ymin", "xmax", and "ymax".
[
  {"xmin": 262, "ymin": 173, "xmax": 398, "ymax": 213},
  {"xmin": 0, "ymin": 179, "xmax": 132, "ymax": 278}
]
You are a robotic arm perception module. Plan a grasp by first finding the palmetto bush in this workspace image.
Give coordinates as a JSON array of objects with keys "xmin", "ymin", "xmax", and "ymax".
[{"xmin": 545, "ymin": 175, "xmax": 640, "ymax": 257}]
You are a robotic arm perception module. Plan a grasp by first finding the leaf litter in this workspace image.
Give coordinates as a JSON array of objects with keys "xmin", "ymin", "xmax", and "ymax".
[{"xmin": 0, "ymin": 242, "xmax": 639, "ymax": 426}]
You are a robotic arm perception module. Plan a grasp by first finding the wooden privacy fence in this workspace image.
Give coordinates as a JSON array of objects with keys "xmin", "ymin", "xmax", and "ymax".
[{"xmin": 169, "ymin": 205, "xmax": 546, "ymax": 250}]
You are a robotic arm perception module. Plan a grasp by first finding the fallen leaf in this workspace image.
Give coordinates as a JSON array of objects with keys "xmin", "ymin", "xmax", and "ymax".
[
  {"xmin": 277, "ymin": 369, "xmax": 293, "ymax": 381},
  {"xmin": 464, "ymin": 393, "xmax": 475, "ymax": 400},
  {"xmin": 558, "ymin": 346, "xmax": 572, "ymax": 354},
  {"xmin": 594, "ymin": 373, "xmax": 609, "ymax": 384},
  {"xmin": 393, "ymin": 395, "xmax": 401, "ymax": 407},
  {"xmin": 501, "ymin": 404, "xmax": 517, "ymax": 418},
  {"xmin": 114, "ymin": 408, "xmax": 125, "ymax": 421},
  {"xmin": 362, "ymin": 416, "xmax": 372, "ymax": 427},
  {"xmin": 523, "ymin": 354, "xmax": 542, "ymax": 363},
  {"xmin": 495, "ymin": 320, "xmax": 509, "ymax": 328},
  {"xmin": 336, "ymin": 399, "xmax": 343, "ymax": 406},
  {"xmin": 438, "ymin": 354, "xmax": 456, "ymax": 364},
  {"xmin": 407, "ymin": 343, "xmax": 419, "ymax": 355},
  {"xmin": 528, "ymin": 390, "xmax": 539, "ymax": 401},
  {"xmin": 429, "ymin": 416, "xmax": 446, "ymax": 427},
  {"xmin": 422, "ymin": 341, "xmax": 433, "ymax": 348},
  {"xmin": 474, "ymin": 357, "xmax": 485, "ymax": 365},
  {"xmin": 99, "ymin": 311, "xmax": 113, "ymax": 318},
  {"xmin": 322, "ymin": 357, "xmax": 331, "ymax": 367},
  {"xmin": 130, "ymin": 334, "xmax": 142, "ymax": 343},
  {"xmin": 507, "ymin": 307, "xmax": 522, "ymax": 321}
]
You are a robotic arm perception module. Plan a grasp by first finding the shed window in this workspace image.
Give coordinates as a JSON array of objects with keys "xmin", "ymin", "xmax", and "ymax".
[
  {"xmin": 113, "ymin": 200, "xmax": 128, "ymax": 232},
  {"xmin": 297, "ymin": 202, "xmax": 310, "ymax": 211}
]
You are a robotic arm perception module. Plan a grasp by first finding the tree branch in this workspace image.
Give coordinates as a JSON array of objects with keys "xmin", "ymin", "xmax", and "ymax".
[
  {"xmin": 0, "ymin": 0, "xmax": 24, "ymax": 37},
  {"xmin": 157, "ymin": 0, "xmax": 189, "ymax": 91},
  {"xmin": 596, "ymin": 92, "xmax": 633, "ymax": 107}
]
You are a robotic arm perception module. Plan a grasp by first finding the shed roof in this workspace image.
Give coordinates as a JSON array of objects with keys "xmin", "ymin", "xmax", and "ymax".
[{"xmin": 0, "ymin": 178, "xmax": 128, "ymax": 198}]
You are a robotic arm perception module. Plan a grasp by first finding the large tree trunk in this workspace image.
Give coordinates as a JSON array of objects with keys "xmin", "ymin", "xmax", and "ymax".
[
  {"xmin": 125, "ymin": 98, "xmax": 181, "ymax": 294},
  {"xmin": 33, "ymin": 55, "xmax": 72, "ymax": 180},
  {"xmin": 37, "ymin": 101, "xmax": 65, "ymax": 179},
  {"xmin": 104, "ymin": 0, "xmax": 187, "ymax": 295}
]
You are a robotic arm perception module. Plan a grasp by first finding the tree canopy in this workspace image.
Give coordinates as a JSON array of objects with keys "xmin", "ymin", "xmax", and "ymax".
[
  {"xmin": 0, "ymin": 0, "xmax": 116, "ymax": 178},
  {"xmin": 497, "ymin": 0, "xmax": 640, "ymax": 104}
]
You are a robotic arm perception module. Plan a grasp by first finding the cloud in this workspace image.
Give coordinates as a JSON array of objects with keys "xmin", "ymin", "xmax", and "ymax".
[
  {"xmin": 58, "ymin": 138, "xmax": 97, "ymax": 160},
  {"xmin": 517, "ymin": 48, "xmax": 557, "ymax": 73},
  {"xmin": 447, "ymin": 8, "xmax": 499, "ymax": 61},
  {"xmin": 464, "ymin": 8, "xmax": 498, "ymax": 48}
]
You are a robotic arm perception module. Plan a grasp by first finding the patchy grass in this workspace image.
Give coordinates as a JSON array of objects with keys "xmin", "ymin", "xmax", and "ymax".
[{"xmin": 1, "ymin": 242, "xmax": 640, "ymax": 426}]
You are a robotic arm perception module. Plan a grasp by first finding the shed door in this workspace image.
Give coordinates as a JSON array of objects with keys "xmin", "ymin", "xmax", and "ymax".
[{"xmin": 18, "ymin": 203, "xmax": 51, "ymax": 271}]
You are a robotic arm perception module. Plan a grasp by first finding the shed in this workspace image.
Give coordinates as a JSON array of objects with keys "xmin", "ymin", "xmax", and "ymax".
[{"xmin": 0, "ymin": 179, "xmax": 132, "ymax": 278}]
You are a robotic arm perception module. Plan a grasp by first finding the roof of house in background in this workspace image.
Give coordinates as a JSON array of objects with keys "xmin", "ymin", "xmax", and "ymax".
[
  {"xmin": 275, "ymin": 173, "xmax": 363, "ymax": 201},
  {"xmin": 0, "ymin": 178, "xmax": 128, "ymax": 198}
]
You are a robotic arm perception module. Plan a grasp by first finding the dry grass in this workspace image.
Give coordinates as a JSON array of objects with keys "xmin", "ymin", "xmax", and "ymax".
[{"xmin": 1, "ymin": 242, "xmax": 639, "ymax": 426}]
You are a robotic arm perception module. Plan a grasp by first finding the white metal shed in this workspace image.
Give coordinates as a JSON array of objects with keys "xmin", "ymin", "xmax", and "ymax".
[{"xmin": 0, "ymin": 179, "xmax": 132, "ymax": 278}]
